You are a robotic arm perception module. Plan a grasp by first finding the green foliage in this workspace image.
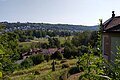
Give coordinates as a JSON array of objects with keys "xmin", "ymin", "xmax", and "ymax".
[
  {"xmin": 78, "ymin": 24, "xmax": 111, "ymax": 80},
  {"xmin": 48, "ymin": 38, "xmax": 60, "ymax": 48},
  {"xmin": 62, "ymin": 63, "xmax": 70, "ymax": 69},
  {"xmin": 21, "ymin": 58, "xmax": 33, "ymax": 69},
  {"xmin": 0, "ymin": 49, "xmax": 4, "ymax": 55},
  {"xmin": 30, "ymin": 54, "xmax": 44, "ymax": 65},
  {"xmin": 41, "ymin": 43, "xmax": 48, "ymax": 49},
  {"xmin": 52, "ymin": 60, "xmax": 56, "ymax": 71},
  {"xmin": 71, "ymin": 46, "xmax": 78, "ymax": 58},
  {"xmin": 1, "ymin": 56, "xmax": 19, "ymax": 73},
  {"xmin": 63, "ymin": 46, "xmax": 79, "ymax": 59},
  {"xmin": 0, "ymin": 72, "xmax": 2, "ymax": 78},
  {"xmin": 0, "ymin": 32, "xmax": 19, "ymax": 61},
  {"xmin": 51, "ymin": 51, "xmax": 63, "ymax": 60},
  {"xmin": 64, "ymin": 39, "xmax": 72, "ymax": 47},
  {"xmin": 89, "ymin": 31, "xmax": 98, "ymax": 47},
  {"xmin": 79, "ymin": 73, "xmax": 111, "ymax": 80},
  {"xmin": 71, "ymin": 31, "xmax": 99, "ymax": 48},
  {"xmin": 72, "ymin": 31, "xmax": 91, "ymax": 47},
  {"xmin": 0, "ymin": 23, "xmax": 5, "ymax": 32},
  {"xmin": 77, "ymin": 45, "xmax": 106, "ymax": 80},
  {"xmin": 63, "ymin": 46, "xmax": 72, "ymax": 59},
  {"xmin": 68, "ymin": 66, "xmax": 80, "ymax": 75},
  {"xmin": 78, "ymin": 45, "xmax": 88, "ymax": 55},
  {"xmin": 34, "ymin": 70, "xmax": 40, "ymax": 75},
  {"xmin": 44, "ymin": 54, "xmax": 51, "ymax": 62},
  {"xmin": 104, "ymin": 46, "xmax": 120, "ymax": 80}
]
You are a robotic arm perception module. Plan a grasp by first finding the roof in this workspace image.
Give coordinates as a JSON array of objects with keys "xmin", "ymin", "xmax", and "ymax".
[
  {"xmin": 41, "ymin": 48, "xmax": 64, "ymax": 54},
  {"xmin": 103, "ymin": 16, "xmax": 120, "ymax": 32}
]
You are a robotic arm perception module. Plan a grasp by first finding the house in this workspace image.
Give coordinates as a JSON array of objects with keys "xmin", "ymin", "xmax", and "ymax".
[
  {"xmin": 21, "ymin": 48, "xmax": 64, "ymax": 59},
  {"xmin": 102, "ymin": 11, "xmax": 120, "ymax": 62},
  {"xmin": 41, "ymin": 48, "xmax": 64, "ymax": 54}
]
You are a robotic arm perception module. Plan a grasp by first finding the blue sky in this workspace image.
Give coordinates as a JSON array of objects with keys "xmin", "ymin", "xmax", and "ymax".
[{"xmin": 0, "ymin": 0, "xmax": 120, "ymax": 25}]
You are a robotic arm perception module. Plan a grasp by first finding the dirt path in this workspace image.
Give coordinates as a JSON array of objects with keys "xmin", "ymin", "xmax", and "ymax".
[{"xmin": 67, "ymin": 73, "xmax": 81, "ymax": 80}]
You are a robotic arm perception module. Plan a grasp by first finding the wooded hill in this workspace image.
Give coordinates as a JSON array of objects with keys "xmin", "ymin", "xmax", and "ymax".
[{"xmin": 1, "ymin": 22, "xmax": 98, "ymax": 32}]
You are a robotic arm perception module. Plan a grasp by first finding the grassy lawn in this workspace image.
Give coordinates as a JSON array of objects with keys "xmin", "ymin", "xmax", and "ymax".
[
  {"xmin": 10, "ymin": 59, "xmax": 77, "ymax": 80},
  {"xmin": 31, "ymin": 37, "xmax": 49, "ymax": 43},
  {"xmin": 19, "ymin": 36, "xmax": 73, "ymax": 48}
]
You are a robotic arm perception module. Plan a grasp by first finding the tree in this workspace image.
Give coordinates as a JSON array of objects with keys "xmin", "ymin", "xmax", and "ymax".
[
  {"xmin": 48, "ymin": 38, "xmax": 55, "ymax": 48},
  {"xmin": 30, "ymin": 54, "xmax": 44, "ymax": 65},
  {"xmin": 0, "ymin": 32, "xmax": 20, "ymax": 61},
  {"xmin": 64, "ymin": 39, "xmax": 72, "ymax": 48},
  {"xmin": 52, "ymin": 60, "xmax": 56, "ymax": 71},
  {"xmin": 53, "ymin": 38, "xmax": 60, "ymax": 48},
  {"xmin": 0, "ymin": 49, "xmax": 4, "ymax": 78},
  {"xmin": 78, "ymin": 45, "xmax": 88, "ymax": 54},
  {"xmin": 51, "ymin": 51, "xmax": 63, "ymax": 60},
  {"xmin": 78, "ymin": 45, "xmax": 108, "ymax": 80},
  {"xmin": 41, "ymin": 43, "xmax": 48, "ymax": 49},
  {"xmin": 0, "ymin": 24, "xmax": 5, "ymax": 32},
  {"xmin": 71, "ymin": 31, "xmax": 91, "ymax": 47},
  {"xmin": 63, "ymin": 46, "xmax": 72, "ymax": 59},
  {"xmin": 78, "ymin": 23, "xmax": 110, "ymax": 80},
  {"xmin": 44, "ymin": 55, "xmax": 51, "ymax": 62},
  {"xmin": 21, "ymin": 58, "xmax": 33, "ymax": 69},
  {"xmin": 71, "ymin": 46, "xmax": 78, "ymax": 58},
  {"xmin": 48, "ymin": 38, "xmax": 60, "ymax": 48},
  {"xmin": 89, "ymin": 31, "xmax": 98, "ymax": 47}
]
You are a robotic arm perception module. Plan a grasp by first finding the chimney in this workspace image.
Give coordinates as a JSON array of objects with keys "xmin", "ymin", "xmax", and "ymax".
[{"xmin": 112, "ymin": 11, "xmax": 115, "ymax": 18}]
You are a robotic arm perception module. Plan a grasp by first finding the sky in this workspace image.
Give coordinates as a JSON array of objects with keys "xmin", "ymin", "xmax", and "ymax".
[{"xmin": 0, "ymin": 0, "xmax": 120, "ymax": 26}]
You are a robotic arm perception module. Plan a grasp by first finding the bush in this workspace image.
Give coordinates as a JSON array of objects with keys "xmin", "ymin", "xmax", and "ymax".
[
  {"xmin": 62, "ymin": 63, "xmax": 70, "ymax": 69},
  {"xmin": 68, "ymin": 67, "xmax": 80, "ymax": 75},
  {"xmin": 41, "ymin": 43, "xmax": 48, "ymax": 49},
  {"xmin": 51, "ymin": 60, "xmax": 56, "ymax": 71},
  {"xmin": 63, "ymin": 47, "xmax": 72, "ymax": 59},
  {"xmin": 60, "ymin": 60, "xmax": 67, "ymax": 64},
  {"xmin": 44, "ymin": 54, "xmax": 51, "ymax": 62},
  {"xmin": 30, "ymin": 54, "xmax": 44, "ymax": 65},
  {"xmin": 34, "ymin": 71, "xmax": 40, "ymax": 75},
  {"xmin": 59, "ymin": 71, "xmax": 68, "ymax": 80},
  {"xmin": 21, "ymin": 58, "xmax": 33, "ymax": 69},
  {"xmin": 51, "ymin": 51, "xmax": 63, "ymax": 60}
]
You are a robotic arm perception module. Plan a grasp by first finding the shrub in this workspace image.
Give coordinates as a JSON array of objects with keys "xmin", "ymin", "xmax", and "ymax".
[
  {"xmin": 41, "ymin": 43, "xmax": 48, "ymax": 49},
  {"xmin": 59, "ymin": 71, "xmax": 68, "ymax": 80},
  {"xmin": 62, "ymin": 63, "xmax": 70, "ymax": 69},
  {"xmin": 51, "ymin": 51, "xmax": 63, "ymax": 60},
  {"xmin": 68, "ymin": 67, "xmax": 80, "ymax": 75},
  {"xmin": 63, "ymin": 47, "xmax": 72, "ymax": 59},
  {"xmin": 60, "ymin": 60, "xmax": 67, "ymax": 64},
  {"xmin": 51, "ymin": 60, "xmax": 56, "ymax": 71},
  {"xmin": 21, "ymin": 58, "xmax": 33, "ymax": 69},
  {"xmin": 44, "ymin": 54, "xmax": 51, "ymax": 62},
  {"xmin": 34, "ymin": 71, "xmax": 40, "ymax": 75},
  {"xmin": 30, "ymin": 54, "xmax": 44, "ymax": 65}
]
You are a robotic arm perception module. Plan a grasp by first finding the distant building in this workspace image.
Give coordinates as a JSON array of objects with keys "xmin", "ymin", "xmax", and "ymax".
[
  {"xmin": 102, "ymin": 11, "xmax": 120, "ymax": 62},
  {"xmin": 45, "ymin": 35, "xmax": 50, "ymax": 38},
  {"xmin": 21, "ymin": 48, "xmax": 64, "ymax": 59}
]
